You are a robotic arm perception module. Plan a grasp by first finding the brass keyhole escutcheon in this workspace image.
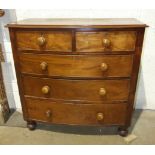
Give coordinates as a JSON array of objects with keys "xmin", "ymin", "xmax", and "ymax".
[
  {"xmin": 40, "ymin": 62, "xmax": 48, "ymax": 71},
  {"xmin": 46, "ymin": 110, "xmax": 52, "ymax": 118}
]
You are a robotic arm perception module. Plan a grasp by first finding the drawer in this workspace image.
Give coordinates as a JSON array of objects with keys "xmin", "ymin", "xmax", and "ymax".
[
  {"xmin": 23, "ymin": 76, "xmax": 130, "ymax": 101},
  {"xmin": 76, "ymin": 31, "xmax": 137, "ymax": 52},
  {"xmin": 20, "ymin": 54, "xmax": 133, "ymax": 78},
  {"xmin": 16, "ymin": 31, "xmax": 72, "ymax": 52},
  {"xmin": 25, "ymin": 97, "xmax": 127, "ymax": 125}
]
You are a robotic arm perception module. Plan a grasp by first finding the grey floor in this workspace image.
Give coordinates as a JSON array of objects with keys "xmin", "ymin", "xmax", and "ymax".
[{"xmin": 0, "ymin": 110, "xmax": 155, "ymax": 144}]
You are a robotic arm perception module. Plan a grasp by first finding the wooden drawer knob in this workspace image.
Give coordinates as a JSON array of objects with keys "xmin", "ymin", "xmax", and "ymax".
[
  {"xmin": 103, "ymin": 38, "xmax": 110, "ymax": 48},
  {"xmin": 101, "ymin": 63, "xmax": 108, "ymax": 71},
  {"xmin": 42, "ymin": 86, "xmax": 50, "ymax": 94},
  {"xmin": 99, "ymin": 88, "xmax": 106, "ymax": 96},
  {"xmin": 97, "ymin": 112, "xmax": 104, "ymax": 121},
  {"xmin": 37, "ymin": 36, "xmax": 46, "ymax": 46},
  {"xmin": 46, "ymin": 110, "xmax": 52, "ymax": 118},
  {"xmin": 40, "ymin": 62, "xmax": 48, "ymax": 71}
]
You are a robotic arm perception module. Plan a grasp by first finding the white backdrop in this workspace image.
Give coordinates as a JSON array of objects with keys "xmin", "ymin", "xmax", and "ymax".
[{"xmin": 1, "ymin": 9, "xmax": 155, "ymax": 110}]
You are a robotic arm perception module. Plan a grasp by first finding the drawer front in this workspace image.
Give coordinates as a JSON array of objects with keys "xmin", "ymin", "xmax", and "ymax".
[
  {"xmin": 76, "ymin": 31, "xmax": 137, "ymax": 52},
  {"xmin": 16, "ymin": 31, "xmax": 72, "ymax": 51},
  {"xmin": 20, "ymin": 54, "xmax": 133, "ymax": 78},
  {"xmin": 23, "ymin": 76, "xmax": 130, "ymax": 101},
  {"xmin": 26, "ymin": 97, "xmax": 127, "ymax": 125}
]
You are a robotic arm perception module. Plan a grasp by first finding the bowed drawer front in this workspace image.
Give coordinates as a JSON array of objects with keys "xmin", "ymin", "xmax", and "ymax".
[
  {"xmin": 19, "ymin": 54, "xmax": 133, "ymax": 78},
  {"xmin": 8, "ymin": 18, "xmax": 146, "ymax": 136},
  {"xmin": 22, "ymin": 76, "xmax": 130, "ymax": 101},
  {"xmin": 26, "ymin": 97, "xmax": 127, "ymax": 125}
]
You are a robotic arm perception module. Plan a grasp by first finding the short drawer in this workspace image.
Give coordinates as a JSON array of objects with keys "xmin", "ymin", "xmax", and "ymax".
[
  {"xmin": 23, "ymin": 76, "xmax": 130, "ymax": 101},
  {"xmin": 26, "ymin": 97, "xmax": 127, "ymax": 125},
  {"xmin": 16, "ymin": 31, "xmax": 72, "ymax": 52},
  {"xmin": 20, "ymin": 54, "xmax": 133, "ymax": 78},
  {"xmin": 76, "ymin": 31, "xmax": 137, "ymax": 52}
]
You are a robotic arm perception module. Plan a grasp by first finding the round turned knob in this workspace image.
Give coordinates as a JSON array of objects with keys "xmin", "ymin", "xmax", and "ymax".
[
  {"xmin": 37, "ymin": 36, "xmax": 46, "ymax": 46},
  {"xmin": 42, "ymin": 86, "xmax": 50, "ymax": 94},
  {"xmin": 100, "ymin": 63, "xmax": 108, "ymax": 71},
  {"xmin": 103, "ymin": 38, "xmax": 110, "ymax": 48},
  {"xmin": 40, "ymin": 62, "xmax": 48, "ymax": 71},
  {"xmin": 97, "ymin": 112, "xmax": 104, "ymax": 121},
  {"xmin": 99, "ymin": 88, "xmax": 106, "ymax": 96},
  {"xmin": 46, "ymin": 110, "xmax": 52, "ymax": 118}
]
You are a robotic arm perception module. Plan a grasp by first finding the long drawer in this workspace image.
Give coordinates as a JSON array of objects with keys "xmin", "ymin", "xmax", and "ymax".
[
  {"xmin": 19, "ymin": 54, "xmax": 133, "ymax": 78},
  {"xmin": 25, "ymin": 97, "xmax": 127, "ymax": 125},
  {"xmin": 22, "ymin": 76, "xmax": 130, "ymax": 101}
]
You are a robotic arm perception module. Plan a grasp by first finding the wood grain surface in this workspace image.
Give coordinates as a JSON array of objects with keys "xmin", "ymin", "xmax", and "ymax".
[
  {"xmin": 7, "ymin": 18, "xmax": 147, "ymax": 28},
  {"xmin": 76, "ymin": 31, "xmax": 137, "ymax": 52},
  {"xmin": 19, "ymin": 53, "xmax": 133, "ymax": 78},
  {"xmin": 22, "ymin": 76, "xmax": 130, "ymax": 101},
  {"xmin": 16, "ymin": 31, "xmax": 72, "ymax": 51},
  {"xmin": 26, "ymin": 97, "xmax": 127, "ymax": 125},
  {"xmin": 7, "ymin": 19, "xmax": 146, "ymax": 132}
]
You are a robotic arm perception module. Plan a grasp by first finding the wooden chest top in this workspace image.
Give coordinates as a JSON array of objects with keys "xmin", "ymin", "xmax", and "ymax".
[{"xmin": 7, "ymin": 18, "xmax": 147, "ymax": 28}]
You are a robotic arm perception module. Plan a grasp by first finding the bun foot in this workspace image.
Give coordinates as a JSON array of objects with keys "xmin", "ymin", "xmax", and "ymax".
[
  {"xmin": 118, "ymin": 127, "xmax": 128, "ymax": 137},
  {"xmin": 27, "ymin": 121, "xmax": 37, "ymax": 131}
]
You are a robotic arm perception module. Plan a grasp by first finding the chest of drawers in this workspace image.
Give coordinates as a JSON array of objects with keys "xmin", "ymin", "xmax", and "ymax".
[{"xmin": 7, "ymin": 18, "xmax": 147, "ymax": 136}]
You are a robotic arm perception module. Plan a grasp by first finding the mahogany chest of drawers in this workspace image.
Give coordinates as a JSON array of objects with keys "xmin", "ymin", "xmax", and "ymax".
[{"xmin": 7, "ymin": 18, "xmax": 147, "ymax": 136}]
